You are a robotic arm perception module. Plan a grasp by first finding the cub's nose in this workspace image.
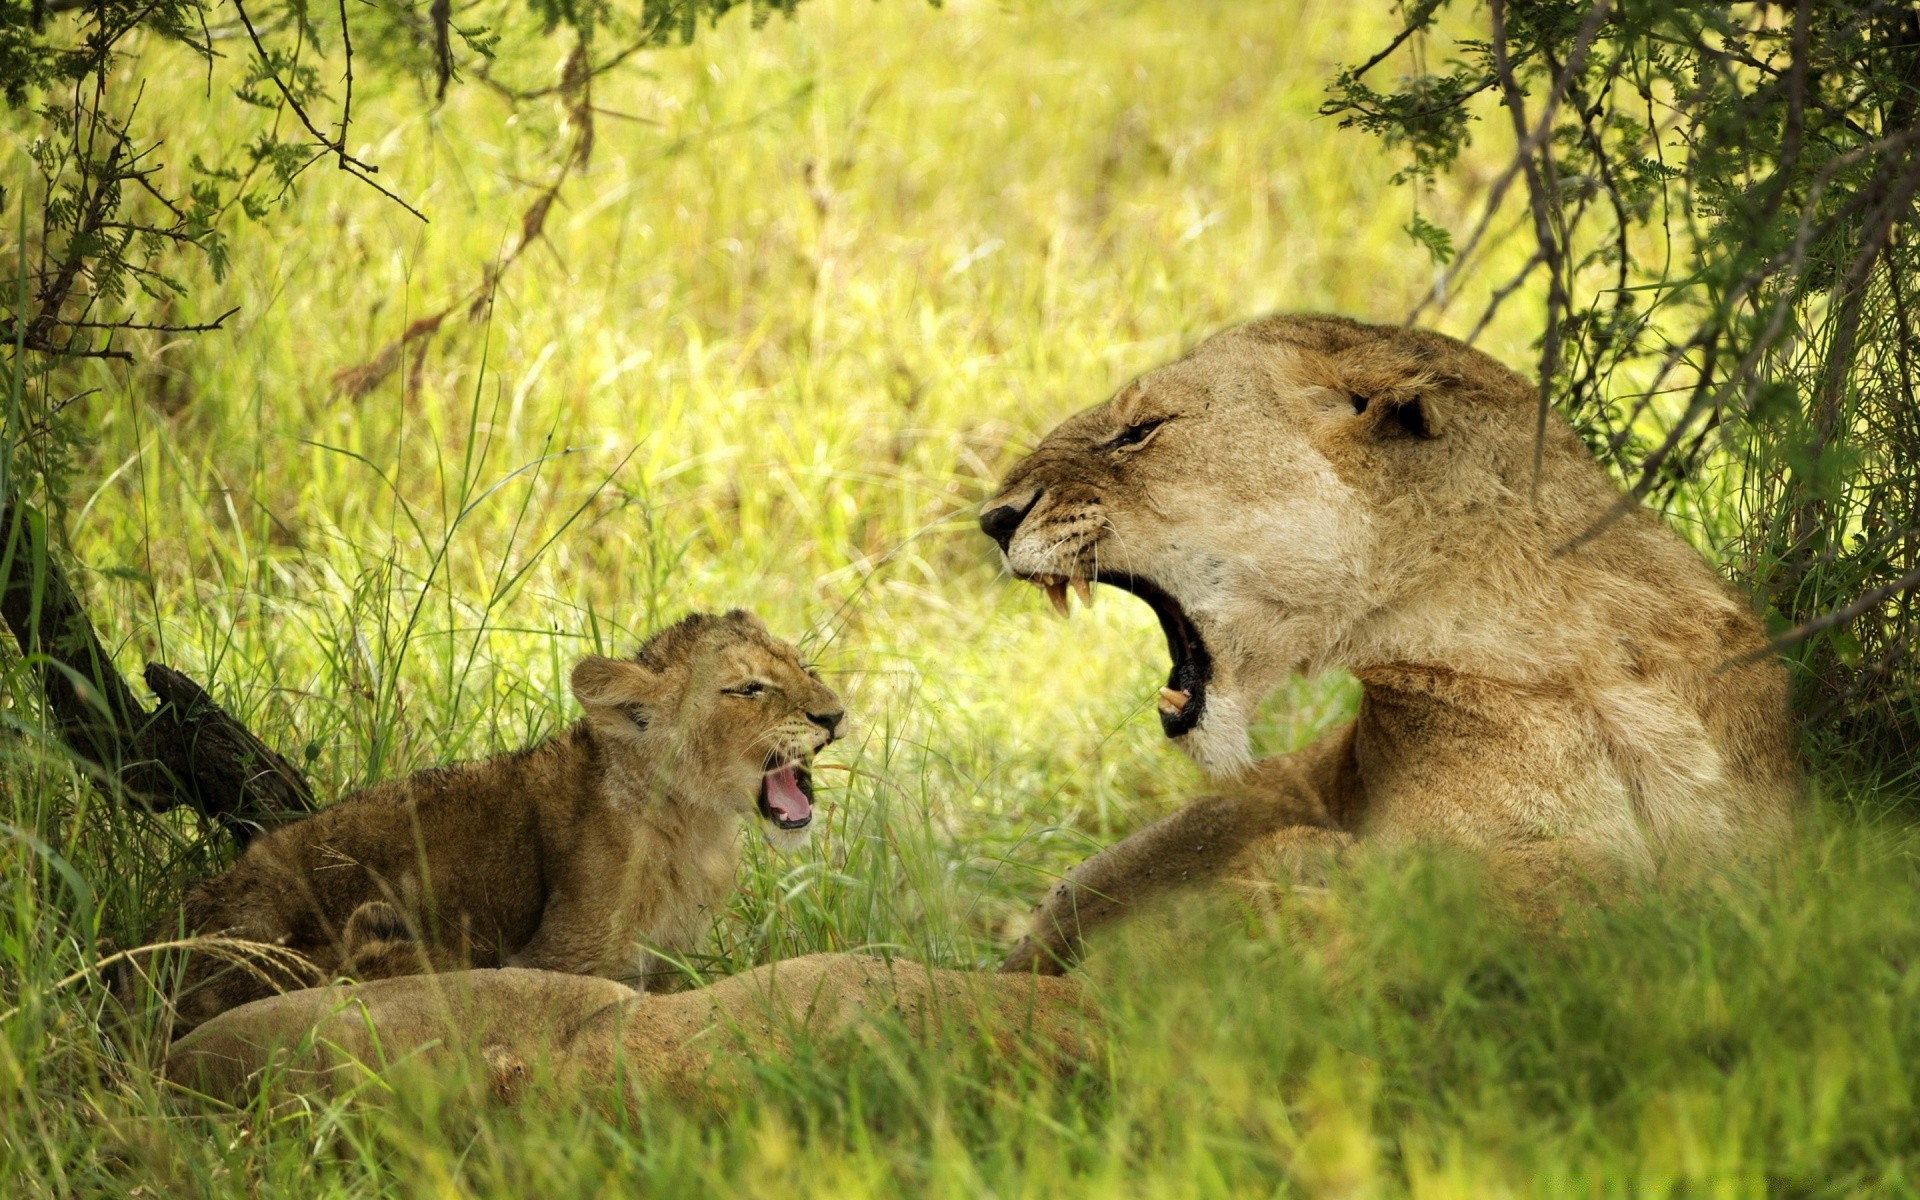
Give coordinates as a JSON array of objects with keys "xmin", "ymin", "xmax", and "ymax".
[
  {"xmin": 978, "ymin": 491, "xmax": 1040, "ymax": 552},
  {"xmin": 807, "ymin": 710, "xmax": 845, "ymax": 740}
]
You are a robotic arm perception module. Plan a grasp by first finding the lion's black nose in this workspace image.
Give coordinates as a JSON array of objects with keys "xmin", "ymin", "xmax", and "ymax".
[
  {"xmin": 979, "ymin": 491, "xmax": 1040, "ymax": 552},
  {"xmin": 807, "ymin": 710, "xmax": 844, "ymax": 738}
]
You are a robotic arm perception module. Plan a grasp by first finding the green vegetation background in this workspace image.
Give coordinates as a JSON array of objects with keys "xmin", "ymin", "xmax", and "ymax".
[{"xmin": 2, "ymin": 0, "xmax": 1918, "ymax": 1194}]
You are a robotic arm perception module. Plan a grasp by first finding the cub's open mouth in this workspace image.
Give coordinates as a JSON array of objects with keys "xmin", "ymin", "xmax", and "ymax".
[
  {"xmin": 1020, "ymin": 570, "xmax": 1211, "ymax": 738},
  {"xmin": 758, "ymin": 757, "xmax": 815, "ymax": 830}
]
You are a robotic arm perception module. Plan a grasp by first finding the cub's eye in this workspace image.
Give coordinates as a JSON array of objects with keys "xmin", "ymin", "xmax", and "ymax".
[
  {"xmin": 723, "ymin": 682, "xmax": 767, "ymax": 698},
  {"xmin": 1102, "ymin": 417, "xmax": 1167, "ymax": 451}
]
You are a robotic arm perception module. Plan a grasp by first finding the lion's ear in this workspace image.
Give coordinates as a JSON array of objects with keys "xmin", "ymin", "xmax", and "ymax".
[
  {"xmin": 1352, "ymin": 390, "xmax": 1447, "ymax": 439},
  {"xmin": 1386, "ymin": 391, "xmax": 1446, "ymax": 438},
  {"xmin": 570, "ymin": 655, "xmax": 666, "ymax": 708},
  {"xmin": 722, "ymin": 608, "xmax": 768, "ymax": 632},
  {"xmin": 570, "ymin": 656, "xmax": 625, "ymax": 707}
]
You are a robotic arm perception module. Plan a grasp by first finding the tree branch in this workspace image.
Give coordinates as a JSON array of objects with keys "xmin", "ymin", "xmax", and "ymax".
[{"xmin": 0, "ymin": 495, "xmax": 315, "ymax": 843}]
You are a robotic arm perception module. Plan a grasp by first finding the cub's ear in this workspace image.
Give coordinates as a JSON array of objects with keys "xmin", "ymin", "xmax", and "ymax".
[
  {"xmin": 571, "ymin": 655, "xmax": 664, "ymax": 707},
  {"xmin": 572, "ymin": 655, "xmax": 669, "ymax": 733},
  {"xmin": 570, "ymin": 655, "xmax": 627, "ymax": 707},
  {"xmin": 722, "ymin": 608, "xmax": 768, "ymax": 631}
]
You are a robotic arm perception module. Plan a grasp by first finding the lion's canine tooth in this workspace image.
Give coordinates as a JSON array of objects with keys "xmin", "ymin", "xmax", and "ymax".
[
  {"xmin": 1158, "ymin": 687, "xmax": 1191, "ymax": 715},
  {"xmin": 1045, "ymin": 578, "xmax": 1071, "ymax": 617},
  {"xmin": 1071, "ymin": 577, "xmax": 1092, "ymax": 607}
]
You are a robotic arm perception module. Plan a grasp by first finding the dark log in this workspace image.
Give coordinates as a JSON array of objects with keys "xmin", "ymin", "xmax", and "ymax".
[
  {"xmin": 0, "ymin": 496, "xmax": 317, "ymax": 845},
  {"xmin": 141, "ymin": 663, "xmax": 318, "ymax": 838},
  {"xmin": 0, "ymin": 501, "xmax": 151, "ymax": 773}
]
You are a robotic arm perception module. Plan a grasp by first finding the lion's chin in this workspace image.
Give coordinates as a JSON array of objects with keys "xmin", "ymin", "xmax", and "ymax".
[
  {"xmin": 1174, "ymin": 689, "xmax": 1255, "ymax": 780},
  {"xmin": 760, "ymin": 822, "xmax": 813, "ymax": 853}
]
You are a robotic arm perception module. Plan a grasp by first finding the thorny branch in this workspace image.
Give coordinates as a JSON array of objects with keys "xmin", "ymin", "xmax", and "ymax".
[
  {"xmin": 228, "ymin": 0, "xmax": 427, "ymax": 221},
  {"xmin": 333, "ymin": 39, "xmax": 600, "ymax": 399}
]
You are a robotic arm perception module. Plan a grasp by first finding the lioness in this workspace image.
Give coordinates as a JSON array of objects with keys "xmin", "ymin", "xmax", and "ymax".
[
  {"xmin": 163, "ymin": 954, "xmax": 1096, "ymax": 1106},
  {"xmin": 979, "ymin": 314, "xmax": 1798, "ymax": 972},
  {"xmin": 148, "ymin": 610, "xmax": 845, "ymax": 1032}
]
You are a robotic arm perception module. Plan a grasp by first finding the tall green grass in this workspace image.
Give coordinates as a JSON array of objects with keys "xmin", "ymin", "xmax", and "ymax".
[
  {"xmin": 11, "ymin": 815, "xmax": 1920, "ymax": 1195},
  {"xmin": 0, "ymin": 0, "xmax": 1913, "ymax": 1193}
]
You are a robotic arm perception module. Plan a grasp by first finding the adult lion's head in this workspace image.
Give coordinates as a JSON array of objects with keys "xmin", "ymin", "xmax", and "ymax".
[{"xmin": 979, "ymin": 314, "xmax": 1630, "ymax": 778}]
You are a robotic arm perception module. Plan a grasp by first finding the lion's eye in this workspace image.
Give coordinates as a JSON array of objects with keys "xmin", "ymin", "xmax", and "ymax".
[
  {"xmin": 1103, "ymin": 417, "xmax": 1166, "ymax": 451},
  {"xmin": 723, "ymin": 682, "xmax": 767, "ymax": 698}
]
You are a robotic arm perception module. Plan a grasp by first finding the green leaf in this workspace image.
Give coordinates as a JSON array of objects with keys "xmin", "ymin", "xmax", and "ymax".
[{"xmin": 1403, "ymin": 214, "xmax": 1454, "ymax": 265}]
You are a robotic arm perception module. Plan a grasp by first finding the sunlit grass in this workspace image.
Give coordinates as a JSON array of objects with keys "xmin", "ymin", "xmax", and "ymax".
[{"xmin": 0, "ymin": 0, "xmax": 1912, "ymax": 1194}]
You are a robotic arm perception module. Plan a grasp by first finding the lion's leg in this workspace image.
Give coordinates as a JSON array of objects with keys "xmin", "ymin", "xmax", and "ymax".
[
  {"xmin": 997, "ymin": 797, "xmax": 1332, "ymax": 975},
  {"xmin": 1223, "ymin": 825, "xmax": 1358, "ymax": 896},
  {"xmin": 505, "ymin": 881, "xmax": 618, "ymax": 975},
  {"xmin": 999, "ymin": 726, "xmax": 1362, "ymax": 976}
]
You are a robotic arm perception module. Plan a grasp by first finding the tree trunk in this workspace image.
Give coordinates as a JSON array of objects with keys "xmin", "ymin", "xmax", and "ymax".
[{"xmin": 0, "ymin": 496, "xmax": 316, "ymax": 845}]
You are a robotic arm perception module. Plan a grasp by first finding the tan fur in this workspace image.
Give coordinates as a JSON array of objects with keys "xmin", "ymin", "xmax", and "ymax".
[
  {"xmin": 983, "ymin": 314, "xmax": 1799, "ymax": 972},
  {"xmin": 149, "ymin": 610, "xmax": 845, "ymax": 1032},
  {"xmin": 161, "ymin": 954, "xmax": 1096, "ymax": 1105}
]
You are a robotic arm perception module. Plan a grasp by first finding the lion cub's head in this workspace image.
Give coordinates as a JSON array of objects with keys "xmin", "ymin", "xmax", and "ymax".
[
  {"xmin": 980, "ymin": 314, "xmax": 1619, "ymax": 778},
  {"xmin": 571, "ymin": 611, "xmax": 845, "ymax": 848}
]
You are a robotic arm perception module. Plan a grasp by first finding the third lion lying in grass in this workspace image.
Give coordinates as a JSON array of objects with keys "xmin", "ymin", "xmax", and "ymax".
[
  {"xmin": 162, "ymin": 952, "xmax": 1097, "ymax": 1107},
  {"xmin": 143, "ymin": 610, "xmax": 845, "ymax": 1034}
]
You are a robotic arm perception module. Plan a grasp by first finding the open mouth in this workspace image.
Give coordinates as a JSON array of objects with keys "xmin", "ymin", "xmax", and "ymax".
[
  {"xmin": 1021, "ymin": 571, "xmax": 1211, "ymax": 738},
  {"xmin": 758, "ymin": 756, "xmax": 815, "ymax": 830}
]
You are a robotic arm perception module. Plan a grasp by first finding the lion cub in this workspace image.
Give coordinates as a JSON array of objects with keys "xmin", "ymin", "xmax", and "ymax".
[{"xmin": 152, "ymin": 610, "xmax": 844, "ymax": 1034}]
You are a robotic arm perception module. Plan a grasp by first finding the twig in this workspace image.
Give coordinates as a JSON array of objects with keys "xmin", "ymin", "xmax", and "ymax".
[
  {"xmin": 3, "ymin": 307, "xmax": 240, "ymax": 334},
  {"xmin": 430, "ymin": 0, "xmax": 451, "ymax": 100},
  {"xmin": 1489, "ymin": 0, "xmax": 1612, "ymax": 498},
  {"xmin": 1728, "ymin": 563, "xmax": 1920, "ymax": 667},
  {"xmin": 228, "ymin": 0, "xmax": 426, "ymax": 222},
  {"xmin": 1344, "ymin": 3, "xmax": 1440, "ymax": 83},
  {"xmin": 336, "ymin": 0, "xmax": 354, "ymax": 144},
  {"xmin": 334, "ymin": 38, "xmax": 599, "ymax": 396},
  {"xmin": 1406, "ymin": 0, "xmax": 1613, "ymax": 331}
]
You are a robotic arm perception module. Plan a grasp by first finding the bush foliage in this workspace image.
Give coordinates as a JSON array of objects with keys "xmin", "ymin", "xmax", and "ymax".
[{"xmin": 1327, "ymin": 0, "xmax": 1920, "ymax": 779}]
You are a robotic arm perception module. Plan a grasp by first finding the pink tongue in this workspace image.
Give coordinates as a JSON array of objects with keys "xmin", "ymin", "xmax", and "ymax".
[{"xmin": 764, "ymin": 765, "xmax": 812, "ymax": 822}]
